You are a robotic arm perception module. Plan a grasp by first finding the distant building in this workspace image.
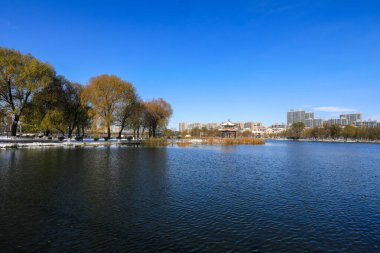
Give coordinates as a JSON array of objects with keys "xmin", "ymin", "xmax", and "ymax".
[
  {"xmin": 266, "ymin": 123, "xmax": 286, "ymax": 134},
  {"xmin": 305, "ymin": 112, "xmax": 314, "ymax": 120},
  {"xmin": 287, "ymin": 109, "xmax": 364, "ymax": 128},
  {"xmin": 287, "ymin": 109, "xmax": 310, "ymax": 126},
  {"xmin": 354, "ymin": 120, "xmax": 379, "ymax": 128},
  {"xmin": 244, "ymin": 122, "xmax": 264, "ymax": 131},
  {"xmin": 325, "ymin": 113, "xmax": 362, "ymax": 126},
  {"xmin": 312, "ymin": 119, "xmax": 324, "ymax": 127},
  {"xmin": 326, "ymin": 118, "xmax": 344, "ymax": 126},
  {"xmin": 187, "ymin": 122, "xmax": 203, "ymax": 130},
  {"xmin": 305, "ymin": 118, "xmax": 313, "ymax": 128},
  {"xmin": 287, "ymin": 110, "xmax": 293, "ymax": 125},
  {"xmin": 179, "ymin": 120, "xmax": 265, "ymax": 132},
  {"xmin": 340, "ymin": 113, "xmax": 362, "ymax": 125},
  {"xmin": 269, "ymin": 123, "xmax": 287, "ymax": 129},
  {"xmin": 235, "ymin": 122, "xmax": 245, "ymax": 130},
  {"xmin": 206, "ymin": 123, "xmax": 219, "ymax": 130},
  {"xmin": 179, "ymin": 122, "xmax": 187, "ymax": 132},
  {"xmin": 306, "ymin": 118, "xmax": 324, "ymax": 128}
]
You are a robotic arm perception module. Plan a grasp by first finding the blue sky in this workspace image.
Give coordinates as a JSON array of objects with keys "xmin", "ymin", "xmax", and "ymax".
[{"xmin": 1, "ymin": 0, "xmax": 380, "ymax": 128}]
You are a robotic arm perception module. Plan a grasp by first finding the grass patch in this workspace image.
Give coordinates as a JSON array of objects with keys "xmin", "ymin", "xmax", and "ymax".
[{"xmin": 143, "ymin": 138, "xmax": 169, "ymax": 147}]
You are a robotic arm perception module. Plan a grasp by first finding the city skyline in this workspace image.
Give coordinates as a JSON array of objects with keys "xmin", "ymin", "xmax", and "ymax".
[
  {"xmin": 1, "ymin": 1, "xmax": 380, "ymax": 128},
  {"xmin": 178, "ymin": 109, "xmax": 378, "ymax": 129}
]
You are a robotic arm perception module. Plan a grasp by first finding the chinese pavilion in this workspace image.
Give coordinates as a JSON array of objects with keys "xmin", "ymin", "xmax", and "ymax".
[{"xmin": 219, "ymin": 121, "xmax": 238, "ymax": 138}]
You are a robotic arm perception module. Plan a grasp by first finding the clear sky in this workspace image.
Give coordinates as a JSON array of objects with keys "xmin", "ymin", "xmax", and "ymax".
[{"xmin": 1, "ymin": 0, "xmax": 380, "ymax": 128}]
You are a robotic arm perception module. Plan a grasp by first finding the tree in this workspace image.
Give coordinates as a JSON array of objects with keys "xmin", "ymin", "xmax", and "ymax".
[
  {"xmin": 40, "ymin": 109, "xmax": 66, "ymax": 134},
  {"xmin": 60, "ymin": 79, "xmax": 89, "ymax": 137},
  {"xmin": 328, "ymin": 124, "xmax": 341, "ymax": 139},
  {"xmin": 242, "ymin": 130, "xmax": 252, "ymax": 137},
  {"xmin": 126, "ymin": 101, "xmax": 146, "ymax": 138},
  {"xmin": 190, "ymin": 127, "xmax": 201, "ymax": 137},
  {"xmin": 342, "ymin": 125, "xmax": 356, "ymax": 140},
  {"xmin": 24, "ymin": 75, "xmax": 63, "ymax": 134},
  {"xmin": 144, "ymin": 98, "xmax": 173, "ymax": 137},
  {"xmin": 114, "ymin": 86, "xmax": 137, "ymax": 138},
  {"xmin": 0, "ymin": 48, "xmax": 55, "ymax": 136},
  {"xmin": 0, "ymin": 108, "xmax": 11, "ymax": 133},
  {"xmin": 23, "ymin": 75, "xmax": 89, "ymax": 137},
  {"xmin": 288, "ymin": 122, "xmax": 305, "ymax": 139},
  {"xmin": 163, "ymin": 128, "xmax": 174, "ymax": 137},
  {"xmin": 82, "ymin": 74, "xmax": 132, "ymax": 138}
]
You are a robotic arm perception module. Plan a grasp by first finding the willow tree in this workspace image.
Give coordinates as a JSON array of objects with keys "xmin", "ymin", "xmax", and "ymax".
[
  {"xmin": 114, "ymin": 84, "xmax": 137, "ymax": 138},
  {"xmin": 82, "ymin": 74, "xmax": 133, "ymax": 138},
  {"xmin": 287, "ymin": 122, "xmax": 305, "ymax": 139},
  {"xmin": 0, "ymin": 48, "xmax": 55, "ymax": 136},
  {"xmin": 23, "ymin": 75, "xmax": 89, "ymax": 137},
  {"xmin": 59, "ymin": 78, "xmax": 89, "ymax": 137},
  {"xmin": 126, "ymin": 101, "xmax": 146, "ymax": 138},
  {"xmin": 144, "ymin": 98, "xmax": 173, "ymax": 137}
]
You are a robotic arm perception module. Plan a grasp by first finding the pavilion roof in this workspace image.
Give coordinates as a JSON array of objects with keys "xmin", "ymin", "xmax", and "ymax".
[{"xmin": 221, "ymin": 121, "xmax": 236, "ymax": 127}]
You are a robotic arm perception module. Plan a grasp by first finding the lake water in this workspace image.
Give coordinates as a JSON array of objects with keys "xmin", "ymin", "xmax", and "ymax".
[{"xmin": 0, "ymin": 141, "xmax": 380, "ymax": 252}]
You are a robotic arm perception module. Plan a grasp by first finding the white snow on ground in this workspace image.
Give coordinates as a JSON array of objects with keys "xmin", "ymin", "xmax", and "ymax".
[
  {"xmin": 0, "ymin": 142, "xmax": 62, "ymax": 149},
  {"xmin": 0, "ymin": 139, "xmax": 143, "ymax": 149}
]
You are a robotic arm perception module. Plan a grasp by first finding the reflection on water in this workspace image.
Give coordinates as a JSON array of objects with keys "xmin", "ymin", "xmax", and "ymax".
[{"xmin": 1, "ymin": 142, "xmax": 380, "ymax": 252}]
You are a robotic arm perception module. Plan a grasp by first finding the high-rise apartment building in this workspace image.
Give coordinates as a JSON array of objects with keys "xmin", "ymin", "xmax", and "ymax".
[
  {"xmin": 305, "ymin": 112, "xmax": 314, "ymax": 120},
  {"xmin": 288, "ymin": 109, "xmax": 324, "ymax": 127},
  {"xmin": 312, "ymin": 119, "xmax": 324, "ymax": 127},
  {"xmin": 325, "ymin": 113, "xmax": 362, "ymax": 126},
  {"xmin": 339, "ymin": 113, "xmax": 362, "ymax": 125},
  {"xmin": 354, "ymin": 120, "xmax": 380, "ymax": 128},
  {"xmin": 287, "ymin": 110, "xmax": 294, "ymax": 125},
  {"xmin": 306, "ymin": 118, "xmax": 324, "ymax": 128},
  {"xmin": 287, "ymin": 109, "xmax": 307, "ymax": 126}
]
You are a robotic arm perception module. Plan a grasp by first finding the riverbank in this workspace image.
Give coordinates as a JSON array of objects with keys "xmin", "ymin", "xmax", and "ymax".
[
  {"xmin": 268, "ymin": 137, "xmax": 380, "ymax": 144},
  {"xmin": 0, "ymin": 138, "xmax": 142, "ymax": 149},
  {"xmin": 0, "ymin": 137, "xmax": 265, "ymax": 149},
  {"xmin": 178, "ymin": 137, "xmax": 265, "ymax": 145}
]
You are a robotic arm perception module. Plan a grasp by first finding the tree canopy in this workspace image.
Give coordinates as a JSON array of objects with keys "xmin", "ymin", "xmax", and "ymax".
[
  {"xmin": 144, "ymin": 98, "xmax": 173, "ymax": 137},
  {"xmin": 0, "ymin": 47, "xmax": 173, "ymax": 139},
  {"xmin": 81, "ymin": 74, "xmax": 135, "ymax": 138},
  {"xmin": 0, "ymin": 47, "xmax": 55, "ymax": 136}
]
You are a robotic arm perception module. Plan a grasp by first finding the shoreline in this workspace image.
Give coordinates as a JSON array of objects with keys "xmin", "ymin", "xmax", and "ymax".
[
  {"xmin": 0, "ymin": 138, "xmax": 142, "ymax": 149},
  {"xmin": 0, "ymin": 137, "xmax": 265, "ymax": 149},
  {"xmin": 2, "ymin": 137, "xmax": 379, "ymax": 149},
  {"xmin": 267, "ymin": 138, "xmax": 380, "ymax": 144}
]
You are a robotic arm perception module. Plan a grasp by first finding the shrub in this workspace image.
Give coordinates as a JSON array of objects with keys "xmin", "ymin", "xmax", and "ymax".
[{"xmin": 143, "ymin": 137, "xmax": 168, "ymax": 146}]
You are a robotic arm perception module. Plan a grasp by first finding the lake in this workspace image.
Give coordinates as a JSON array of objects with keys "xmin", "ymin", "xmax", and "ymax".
[{"xmin": 1, "ymin": 141, "xmax": 380, "ymax": 252}]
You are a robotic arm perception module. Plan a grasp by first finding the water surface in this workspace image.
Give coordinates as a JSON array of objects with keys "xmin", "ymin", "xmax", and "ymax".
[{"xmin": 1, "ymin": 141, "xmax": 380, "ymax": 252}]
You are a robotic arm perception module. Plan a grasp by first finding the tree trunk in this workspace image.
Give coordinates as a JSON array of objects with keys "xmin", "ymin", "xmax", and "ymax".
[
  {"xmin": 118, "ymin": 126, "xmax": 124, "ymax": 139},
  {"xmin": 152, "ymin": 125, "xmax": 157, "ymax": 137},
  {"xmin": 11, "ymin": 115, "xmax": 19, "ymax": 136},
  {"xmin": 68, "ymin": 128, "xmax": 73, "ymax": 138},
  {"xmin": 107, "ymin": 126, "xmax": 111, "ymax": 139}
]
